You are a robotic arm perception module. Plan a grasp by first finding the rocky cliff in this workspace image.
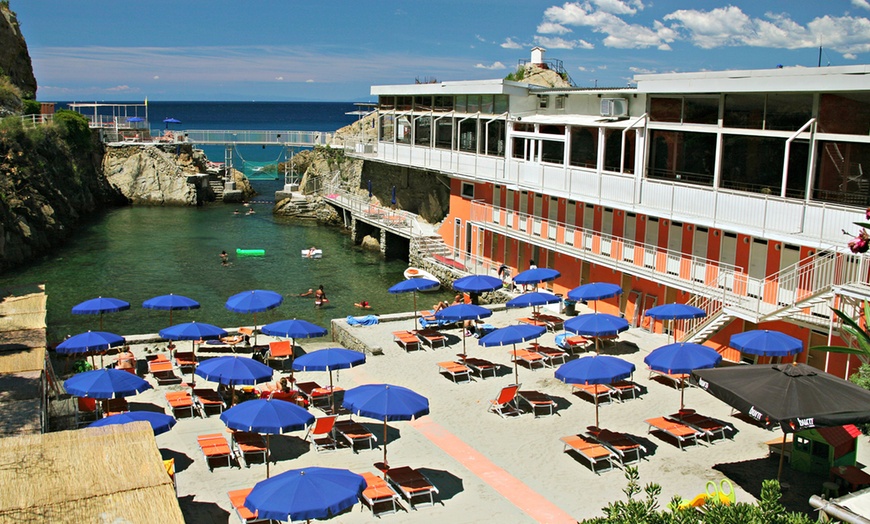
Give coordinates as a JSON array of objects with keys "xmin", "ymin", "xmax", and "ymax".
[{"xmin": 0, "ymin": 5, "xmax": 36, "ymax": 114}]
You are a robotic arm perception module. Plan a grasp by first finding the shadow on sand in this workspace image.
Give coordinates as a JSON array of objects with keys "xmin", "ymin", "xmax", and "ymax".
[{"xmin": 714, "ymin": 455, "xmax": 827, "ymax": 516}]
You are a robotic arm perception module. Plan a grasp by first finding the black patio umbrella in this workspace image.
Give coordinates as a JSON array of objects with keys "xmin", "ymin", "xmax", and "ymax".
[{"xmin": 693, "ymin": 362, "xmax": 870, "ymax": 479}]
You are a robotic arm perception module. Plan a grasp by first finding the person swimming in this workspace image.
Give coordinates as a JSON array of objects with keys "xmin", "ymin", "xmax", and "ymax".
[
  {"xmin": 314, "ymin": 285, "xmax": 327, "ymax": 308},
  {"xmin": 233, "ymin": 209, "xmax": 240, "ymax": 215},
  {"xmin": 354, "ymin": 300, "xmax": 371, "ymax": 309},
  {"xmin": 246, "ymin": 208, "xmax": 255, "ymax": 215},
  {"xmin": 306, "ymin": 246, "xmax": 317, "ymax": 258}
]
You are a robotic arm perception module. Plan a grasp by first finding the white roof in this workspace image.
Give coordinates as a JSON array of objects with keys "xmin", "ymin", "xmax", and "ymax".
[
  {"xmin": 371, "ymin": 79, "xmax": 529, "ymax": 97},
  {"xmin": 636, "ymin": 64, "xmax": 870, "ymax": 93},
  {"xmin": 516, "ymin": 114, "xmax": 632, "ymax": 128}
]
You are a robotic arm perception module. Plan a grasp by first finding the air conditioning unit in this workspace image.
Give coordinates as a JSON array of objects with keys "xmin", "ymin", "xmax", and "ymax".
[{"xmin": 600, "ymin": 97, "xmax": 628, "ymax": 118}]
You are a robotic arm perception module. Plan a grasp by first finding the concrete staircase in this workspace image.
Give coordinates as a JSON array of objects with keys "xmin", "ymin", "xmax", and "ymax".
[
  {"xmin": 417, "ymin": 235, "xmax": 452, "ymax": 258},
  {"xmin": 209, "ymin": 179, "xmax": 224, "ymax": 201}
]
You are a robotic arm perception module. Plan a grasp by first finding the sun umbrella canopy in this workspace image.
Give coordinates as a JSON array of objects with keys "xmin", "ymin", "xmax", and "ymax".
[
  {"xmin": 478, "ymin": 324, "xmax": 546, "ymax": 347},
  {"xmin": 388, "ymin": 278, "xmax": 439, "ymax": 293},
  {"xmin": 225, "ymin": 290, "xmax": 283, "ymax": 313},
  {"xmin": 730, "ymin": 330, "xmax": 803, "ymax": 357},
  {"xmin": 644, "ymin": 343, "xmax": 722, "ymax": 375},
  {"xmin": 506, "ymin": 292, "xmax": 562, "ymax": 309},
  {"xmin": 221, "ymin": 398, "xmax": 314, "ymax": 434},
  {"xmin": 143, "ymin": 294, "xmax": 200, "ymax": 311},
  {"xmin": 159, "ymin": 321, "xmax": 227, "ymax": 341},
  {"xmin": 64, "ymin": 368, "xmax": 151, "ymax": 399},
  {"xmin": 565, "ymin": 313, "xmax": 629, "ymax": 337},
  {"xmin": 693, "ymin": 363, "xmax": 870, "ymax": 432},
  {"xmin": 163, "ymin": 117, "xmax": 181, "ymax": 124},
  {"xmin": 244, "ymin": 466, "xmax": 366, "ymax": 522},
  {"xmin": 512, "ymin": 267, "xmax": 560, "ymax": 285},
  {"xmin": 343, "ymin": 383, "xmax": 429, "ymax": 422},
  {"xmin": 195, "ymin": 356, "xmax": 273, "ymax": 385},
  {"xmin": 56, "ymin": 331, "xmax": 125, "ymax": 355},
  {"xmin": 644, "ymin": 303, "xmax": 706, "ymax": 320},
  {"xmin": 567, "ymin": 282, "xmax": 622, "ymax": 301},
  {"xmin": 126, "ymin": 116, "xmax": 144, "ymax": 122},
  {"xmin": 452, "ymin": 275, "xmax": 503, "ymax": 293},
  {"xmin": 292, "ymin": 347, "xmax": 365, "ymax": 372},
  {"xmin": 72, "ymin": 297, "xmax": 130, "ymax": 315},
  {"xmin": 434, "ymin": 303, "xmax": 493, "ymax": 322},
  {"xmin": 556, "ymin": 355, "xmax": 636, "ymax": 385},
  {"xmin": 260, "ymin": 319, "xmax": 327, "ymax": 339},
  {"xmin": 90, "ymin": 411, "xmax": 176, "ymax": 435}
]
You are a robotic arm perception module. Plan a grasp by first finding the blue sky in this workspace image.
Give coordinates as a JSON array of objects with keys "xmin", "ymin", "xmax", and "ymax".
[{"xmin": 13, "ymin": 0, "xmax": 870, "ymax": 102}]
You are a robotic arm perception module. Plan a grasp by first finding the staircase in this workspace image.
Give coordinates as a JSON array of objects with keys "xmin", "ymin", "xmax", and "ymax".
[
  {"xmin": 417, "ymin": 235, "xmax": 451, "ymax": 258},
  {"xmin": 209, "ymin": 179, "xmax": 224, "ymax": 201}
]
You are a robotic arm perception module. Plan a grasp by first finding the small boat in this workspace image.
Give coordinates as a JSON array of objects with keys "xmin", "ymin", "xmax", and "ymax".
[
  {"xmin": 404, "ymin": 267, "xmax": 440, "ymax": 291},
  {"xmin": 302, "ymin": 249, "xmax": 323, "ymax": 259}
]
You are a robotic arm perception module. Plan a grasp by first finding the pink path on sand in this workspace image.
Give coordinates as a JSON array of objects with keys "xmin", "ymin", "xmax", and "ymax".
[{"xmin": 410, "ymin": 416, "xmax": 577, "ymax": 524}]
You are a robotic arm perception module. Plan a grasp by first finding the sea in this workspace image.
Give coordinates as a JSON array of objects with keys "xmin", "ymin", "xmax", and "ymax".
[{"xmin": 1, "ymin": 102, "xmax": 452, "ymax": 345}]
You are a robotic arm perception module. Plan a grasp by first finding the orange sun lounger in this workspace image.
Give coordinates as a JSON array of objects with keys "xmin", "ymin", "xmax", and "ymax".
[
  {"xmin": 416, "ymin": 329, "xmax": 447, "ymax": 349},
  {"xmin": 304, "ymin": 415, "xmax": 338, "ymax": 452},
  {"xmin": 192, "ymin": 388, "xmax": 224, "ymax": 416},
  {"xmin": 669, "ymin": 411, "xmax": 734, "ymax": 443},
  {"xmin": 609, "ymin": 380, "xmax": 642, "ymax": 401},
  {"xmin": 587, "ymin": 427, "xmax": 647, "ymax": 465},
  {"xmin": 148, "ymin": 357, "xmax": 182, "ymax": 385},
  {"xmin": 174, "ymin": 351, "xmax": 197, "ymax": 372},
  {"xmin": 100, "ymin": 398, "xmax": 129, "ymax": 417},
  {"xmin": 231, "ymin": 431, "xmax": 268, "ymax": 467},
  {"xmin": 392, "ymin": 330, "xmax": 421, "ymax": 352},
  {"xmin": 571, "ymin": 383, "xmax": 614, "ymax": 405},
  {"xmin": 517, "ymin": 390, "xmax": 557, "ymax": 417},
  {"xmin": 166, "ymin": 391, "xmax": 196, "ymax": 418},
  {"xmin": 437, "ymin": 361, "xmax": 471, "ymax": 383},
  {"xmin": 197, "ymin": 433, "xmax": 233, "ymax": 471},
  {"xmin": 645, "ymin": 416, "xmax": 703, "ymax": 450},
  {"xmin": 228, "ymin": 488, "xmax": 268, "ymax": 524},
  {"xmin": 462, "ymin": 357, "xmax": 498, "ymax": 379},
  {"xmin": 488, "ymin": 383, "xmax": 521, "ymax": 418},
  {"xmin": 386, "ymin": 466, "xmax": 440, "ymax": 509},
  {"xmin": 334, "ymin": 419, "xmax": 377, "ymax": 452},
  {"xmin": 560, "ymin": 434, "xmax": 618, "ymax": 474},
  {"xmin": 510, "ymin": 349, "xmax": 546, "ymax": 370},
  {"xmin": 360, "ymin": 471, "xmax": 403, "ymax": 516},
  {"xmin": 530, "ymin": 346, "xmax": 568, "ymax": 368}
]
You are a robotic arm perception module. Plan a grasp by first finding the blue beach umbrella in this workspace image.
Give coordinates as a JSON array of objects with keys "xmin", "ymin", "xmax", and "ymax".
[
  {"xmin": 565, "ymin": 313, "xmax": 630, "ymax": 353},
  {"xmin": 644, "ymin": 303, "xmax": 706, "ymax": 343},
  {"xmin": 730, "ymin": 330, "xmax": 803, "ymax": 357},
  {"xmin": 391, "ymin": 185, "xmax": 397, "ymax": 205},
  {"xmin": 56, "ymin": 331, "xmax": 125, "ymax": 356},
  {"xmin": 293, "ymin": 348, "xmax": 366, "ymax": 413},
  {"xmin": 244, "ymin": 466, "xmax": 366, "ymax": 522},
  {"xmin": 126, "ymin": 116, "xmax": 144, "ymax": 123},
  {"xmin": 512, "ymin": 267, "xmax": 561, "ymax": 286},
  {"xmin": 342, "ymin": 383, "xmax": 429, "ymax": 468},
  {"xmin": 367, "ymin": 179, "xmax": 372, "ymax": 198},
  {"xmin": 452, "ymin": 274, "xmax": 503, "ymax": 293},
  {"xmin": 567, "ymin": 283, "xmax": 622, "ymax": 312},
  {"xmin": 64, "ymin": 368, "xmax": 152, "ymax": 399},
  {"xmin": 90, "ymin": 411, "xmax": 176, "ymax": 436},
  {"xmin": 261, "ymin": 318, "xmax": 327, "ymax": 340},
  {"xmin": 506, "ymin": 292, "xmax": 562, "ymax": 313},
  {"xmin": 221, "ymin": 398, "xmax": 315, "ymax": 477},
  {"xmin": 226, "ymin": 290, "xmax": 284, "ymax": 346},
  {"xmin": 435, "ymin": 303, "xmax": 493, "ymax": 357},
  {"xmin": 644, "ymin": 342, "xmax": 722, "ymax": 409},
  {"xmin": 388, "ymin": 278, "xmax": 440, "ymax": 331},
  {"xmin": 72, "ymin": 297, "xmax": 131, "ymax": 330},
  {"xmin": 195, "ymin": 355, "xmax": 273, "ymax": 387},
  {"xmin": 163, "ymin": 117, "xmax": 181, "ymax": 129},
  {"xmin": 479, "ymin": 324, "xmax": 547, "ymax": 383},
  {"xmin": 555, "ymin": 355, "xmax": 635, "ymax": 427},
  {"xmin": 159, "ymin": 321, "xmax": 227, "ymax": 349},
  {"xmin": 143, "ymin": 294, "xmax": 200, "ymax": 326}
]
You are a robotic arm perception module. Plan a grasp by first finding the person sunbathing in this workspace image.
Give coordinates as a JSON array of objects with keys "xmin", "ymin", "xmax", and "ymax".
[{"xmin": 432, "ymin": 301, "xmax": 449, "ymax": 312}]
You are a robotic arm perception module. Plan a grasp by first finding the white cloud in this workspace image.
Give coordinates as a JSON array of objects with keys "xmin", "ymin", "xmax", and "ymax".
[
  {"xmin": 629, "ymin": 66, "xmax": 657, "ymax": 74},
  {"xmin": 537, "ymin": 22, "xmax": 571, "ymax": 35},
  {"xmin": 534, "ymin": 36, "xmax": 594, "ymax": 49},
  {"xmin": 152, "ymin": 75, "xmax": 159, "ymax": 80},
  {"xmin": 543, "ymin": 1, "xmax": 676, "ymax": 49},
  {"xmin": 590, "ymin": 0, "xmax": 643, "ymax": 16},
  {"xmin": 577, "ymin": 66, "xmax": 589, "ymax": 71},
  {"xmin": 845, "ymin": 52, "xmax": 858, "ymax": 59},
  {"xmin": 475, "ymin": 34, "xmax": 487, "ymax": 42},
  {"xmin": 852, "ymin": 0, "xmax": 870, "ymax": 10},
  {"xmin": 275, "ymin": 76, "xmax": 284, "ymax": 80},
  {"xmin": 107, "ymin": 85, "xmax": 133, "ymax": 92},
  {"xmin": 305, "ymin": 79, "xmax": 315, "ymax": 83},
  {"xmin": 474, "ymin": 61, "xmax": 507, "ymax": 70},
  {"xmin": 501, "ymin": 37, "xmax": 523, "ymax": 49}
]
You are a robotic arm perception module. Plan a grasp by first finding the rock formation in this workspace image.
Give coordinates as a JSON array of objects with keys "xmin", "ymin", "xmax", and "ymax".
[{"xmin": 0, "ymin": 5, "xmax": 36, "ymax": 115}]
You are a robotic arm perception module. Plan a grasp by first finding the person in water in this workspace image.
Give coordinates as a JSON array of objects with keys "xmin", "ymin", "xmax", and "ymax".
[
  {"xmin": 314, "ymin": 285, "xmax": 327, "ymax": 308},
  {"xmin": 220, "ymin": 250, "xmax": 229, "ymax": 264},
  {"xmin": 306, "ymin": 246, "xmax": 317, "ymax": 258},
  {"xmin": 299, "ymin": 288, "xmax": 314, "ymax": 297},
  {"xmin": 246, "ymin": 208, "xmax": 255, "ymax": 215},
  {"xmin": 354, "ymin": 300, "xmax": 371, "ymax": 309},
  {"xmin": 233, "ymin": 209, "xmax": 240, "ymax": 215}
]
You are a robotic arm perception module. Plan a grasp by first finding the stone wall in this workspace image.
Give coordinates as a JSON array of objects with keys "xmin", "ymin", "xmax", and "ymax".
[{"xmin": 359, "ymin": 162, "xmax": 450, "ymax": 224}]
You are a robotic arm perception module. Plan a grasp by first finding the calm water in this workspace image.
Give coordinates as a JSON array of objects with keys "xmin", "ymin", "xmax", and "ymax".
[{"xmin": 0, "ymin": 179, "xmax": 450, "ymax": 345}]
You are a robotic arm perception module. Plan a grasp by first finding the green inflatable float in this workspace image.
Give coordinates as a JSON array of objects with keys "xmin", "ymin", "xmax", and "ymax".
[{"xmin": 236, "ymin": 248, "xmax": 265, "ymax": 257}]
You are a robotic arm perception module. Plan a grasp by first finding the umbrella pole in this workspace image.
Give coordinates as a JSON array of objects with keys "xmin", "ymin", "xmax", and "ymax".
[
  {"xmin": 253, "ymin": 313, "xmax": 258, "ymax": 347},
  {"xmin": 594, "ymin": 389, "xmax": 599, "ymax": 428},
  {"xmin": 413, "ymin": 292, "xmax": 418, "ymax": 332},
  {"xmin": 289, "ymin": 337, "xmax": 295, "ymax": 383},
  {"xmin": 679, "ymin": 377, "xmax": 685, "ymax": 411},
  {"xmin": 462, "ymin": 330, "xmax": 467, "ymax": 359},
  {"xmin": 383, "ymin": 417, "xmax": 388, "ymax": 474},
  {"xmin": 513, "ymin": 343, "xmax": 519, "ymax": 384},
  {"xmin": 777, "ymin": 432, "xmax": 787, "ymax": 480},
  {"xmin": 170, "ymin": 309, "xmax": 173, "ymax": 326},
  {"xmin": 266, "ymin": 434, "xmax": 271, "ymax": 478},
  {"xmin": 329, "ymin": 368, "xmax": 335, "ymax": 414}
]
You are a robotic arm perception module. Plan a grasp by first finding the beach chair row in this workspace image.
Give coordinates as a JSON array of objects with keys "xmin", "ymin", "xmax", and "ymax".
[
  {"xmin": 392, "ymin": 329, "xmax": 447, "ymax": 351},
  {"xmin": 488, "ymin": 383, "xmax": 558, "ymax": 418},
  {"xmin": 571, "ymin": 380, "xmax": 641, "ymax": 405},
  {"xmin": 228, "ymin": 465, "xmax": 439, "ymax": 521},
  {"xmin": 644, "ymin": 411, "xmax": 734, "ymax": 450},
  {"xmin": 561, "ymin": 427, "xmax": 648, "ymax": 474}
]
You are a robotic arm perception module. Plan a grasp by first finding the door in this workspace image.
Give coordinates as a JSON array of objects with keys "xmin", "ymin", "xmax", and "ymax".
[
  {"xmin": 547, "ymin": 197, "xmax": 558, "ymax": 240},
  {"xmin": 519, "ymin": 191, "xmax": 529, "ymax": 232},
  {"xmin": 623, "ymin": 213, "xmax": 636, "ymax": 262},
  {"xmin": 692, "ymin": 227, "xmax": 709, "ymax": 282},
  {"xmin": 600, "ymin": 208, "xmax": 613, "ymax": 256},
  {"xmin": 493, "ymin": 185, "xmax": 502, "ymax": 224},
  {"xmin": 720, "ymin": 233, "xmax": 738, "ymax": 291},
  {"xmin": 747, "ymin": 239, "xmax": 768, "ymax": 298},
  {"xmin": 583, "ymin": 204, "xmax": 595, "ymax": 251},
  {"xmin": 533, "ymin": 194, "xmax": 543, "ymax": 236},
  {"xmin": 777, "ymin": 244, "xmax": 801, "ymax": 305},
  {"xmin": 453, "ymin": 218, "xmax": 461, "ymax": 258},
  {"xmin": 666, "ymin": 222, "xmax": 682, "ymax": 275},
  {"xmin": 644, "ymin": 218, "xmax": 659, "ymax": 268}
]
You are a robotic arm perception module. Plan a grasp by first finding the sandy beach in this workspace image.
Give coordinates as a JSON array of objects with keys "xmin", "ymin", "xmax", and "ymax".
[{"xmin": 114, "ymin": 301, "xmax": 869, "ymax": 523}]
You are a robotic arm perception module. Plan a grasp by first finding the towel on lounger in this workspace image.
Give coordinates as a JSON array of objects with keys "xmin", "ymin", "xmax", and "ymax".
[{"xmin": 347, "ymin": 315, "xmax": 378, "ymax": 326}]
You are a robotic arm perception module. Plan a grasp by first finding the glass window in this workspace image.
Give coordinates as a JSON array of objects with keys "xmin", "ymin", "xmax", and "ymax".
[
  {"xmin": 538, "ymin": 95, "xmax": 549, "ymax": 109},
  {"xmin": 819, "ymin": 93, "xmax": 870, "ymax": 135},
  {"xmin": 541, "ymin": 140, "xmax": 564, "ymax": 165},
  {"xmin": 433, "ymin": 96, "xmax": 453, "ymax": 112},
  {"xmin": 814, "ymin": 141, "xmax": 870, "ymax": 207},
  {"xmin": 684, "ymin": 96, "xmax": 719, "ymax": 125},
  {"xmin": 646, "ymin": 129, "xmax": 716, "ymax": 187},
  {"xmin": 396, "ymin": 116, "xmax": 412, "ymax": 144},
  {"xmin": 459, "ymin": 118, "xmax": 478, "ymax": 153},
  {"xmin": 512, "ymin": 137, "xmax": 527, "ymax": 160},
  {"xmin": 570, "ymin": 127, "xmax": 598, "ymax": 169},
  {"xmin": 650, "ymin": 97, "xmax": 682, "ymax": 122},
  {"xmin": 467, "ymin": 95, "xmax": 480, "ymax": 114},
  {"xmin": 379, "ymin": 114, "xmax": 394, "ymax": 142},
  {"xmin": 720, "ymin": 136, "xmax": 787, "ymax": 195},
  {"xmin": 494, "ymin": 95, "xmax": 509, "ymax": 114},
  {"xmin": 414, "ymin": 96, "xmax": 432, "ymax": 111},
  {"xmin": 485, "ymin": 119, "xmax": 506, "ymax": 157},
  {"xmin": 455, "ymin": 95, "xmax": 467, "ymax": 114},
  {"xmin": 396, "ymin": 96, "xmax": 412, "ymax": 111},
  {"xmin": 539, "ymin": 125, "xmax": 565, "ymax": 135},
  {"xmin": 514, "ymin": 123, "xmax": 534, "ymax": 133},
  {"xmin": 480, "ymin": 95, "xmax": 494, "ymax": 114},
  {"xmin": 766, "ymin": 93, "xmax": 813, "ymax": 131},
  {"xmin": 378, "ymin": 96, "xmax": 395, "ymax": 110},
  {"xmin": 414, "ymin": 116, "xmax": 431, "ymax": 146},
  {"xmin": 724, "ymin": 94, "xmax": 765, "ymax": 129},
  {"xmin": 603, "ymin": 128, "xmax": 635, "ymax": 174},
  {"xmin": 434, "ymin": 117, "xmax": 453, "ymax": 149}
]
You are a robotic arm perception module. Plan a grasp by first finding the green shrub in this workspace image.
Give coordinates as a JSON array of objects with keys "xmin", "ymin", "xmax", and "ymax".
[{"xmin": 22, "ymin": 99, "xmax": 39, "ymax": 115}]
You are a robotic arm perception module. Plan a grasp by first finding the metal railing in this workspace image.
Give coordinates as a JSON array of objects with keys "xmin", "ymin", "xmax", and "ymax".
[
  {"xmin": 183, "ymin": 129, "xmax": 332, "ymax": 146},
  {"xmin": 20, "ymin": 114, "xmax": 52, "ymax": 127},
  {"xmin": 321, "ymin": 187, "xmax": 424, "ymax": 238}
]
